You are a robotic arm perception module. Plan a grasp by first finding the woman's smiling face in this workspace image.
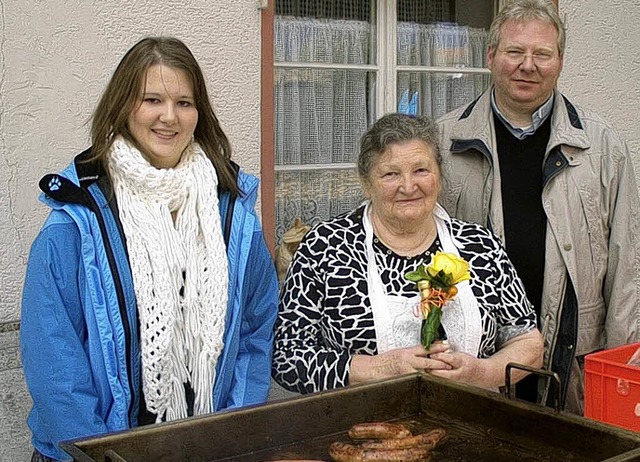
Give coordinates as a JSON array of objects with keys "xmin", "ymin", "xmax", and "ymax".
[
  {"xmin": 363, "ymin": 139, "xmax": 441, "ymax": 227},
  {"xmin": 127, "ymin": 63, "xmax": 198, "ymax": 169}
]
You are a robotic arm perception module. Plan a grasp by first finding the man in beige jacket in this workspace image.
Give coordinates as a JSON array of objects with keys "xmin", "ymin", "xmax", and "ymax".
[{"xmin": 437, "ymin": 0, "xmax": 640, "ymax": 414}]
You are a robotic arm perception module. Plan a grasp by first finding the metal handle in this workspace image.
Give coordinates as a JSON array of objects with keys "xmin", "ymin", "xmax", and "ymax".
[
  {"xmin": 105, "ymin": 450, "xmax": 129, "ymax": 462},
  {"xmin": 600, "ymin": 446, "xmax": 640, "ymax": 462},
  {"xmin": 504, "ymin": 362, "xmax": 562, "ymax": 412}
]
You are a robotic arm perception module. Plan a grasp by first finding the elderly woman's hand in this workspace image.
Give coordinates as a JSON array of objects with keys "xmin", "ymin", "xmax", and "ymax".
[
  {"xmin": 426, "ymin": 351, "xmax": 487, "ymax": 388},
  {"xmin": 349, "ymin": 345, "xmax": 452, "ymax": 386},
  {"xmin": 427, "ymin": 329, "xmax": 544, "ymax": 389}
]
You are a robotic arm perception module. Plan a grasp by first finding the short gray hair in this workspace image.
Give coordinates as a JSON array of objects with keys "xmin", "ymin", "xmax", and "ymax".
[
  {"xmin": 488, "ymin": 0, "xmax": 566, "ymax": 56},
  {"xmin": 357, "ymin": 113, "xmax": 441, "ymax": 181}
]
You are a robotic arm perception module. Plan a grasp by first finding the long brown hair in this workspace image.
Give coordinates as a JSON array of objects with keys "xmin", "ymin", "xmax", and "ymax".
[{"xmin": 90, "ymin": 36, "xmax": 240, "ymax": 196}]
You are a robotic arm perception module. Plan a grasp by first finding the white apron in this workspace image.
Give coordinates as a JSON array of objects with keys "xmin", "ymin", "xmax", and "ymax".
[
  {"xmin": 364, "ymin": 201, "xmax": 483, "ymax": 357},
  {"xmin": 363, "ymin": 203, "xmax": 421, "ymax": 353}
]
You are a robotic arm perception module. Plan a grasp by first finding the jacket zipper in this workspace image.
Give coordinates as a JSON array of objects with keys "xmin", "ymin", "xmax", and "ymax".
[{"xmin": 84, "ymin": 192, "xmax": 136, "ymax": 428}]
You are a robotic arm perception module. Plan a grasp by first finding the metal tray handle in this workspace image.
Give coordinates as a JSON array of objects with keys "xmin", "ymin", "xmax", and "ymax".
[
  {"xmin": 600, "ymin": 446, "xmax": 640, "ymax": 462},
  {"xmin": 104, "ymin": 450, "xmax": 129, "ymax": 462},
  {"xmin": 504, "ymin": 362, "xmax": 562, "ymax": 412}
]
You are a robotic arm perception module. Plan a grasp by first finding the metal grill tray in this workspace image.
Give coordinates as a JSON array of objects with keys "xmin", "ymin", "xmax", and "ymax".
[{"xmin": 61, "ymin": 373, "xmax": 640, "ymax": 462}]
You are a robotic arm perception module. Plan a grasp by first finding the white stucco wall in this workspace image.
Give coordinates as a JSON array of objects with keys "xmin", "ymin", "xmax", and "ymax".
[
  {"xmin": 0, "ymin": 0, "xmax": 263, "ymax": 324},
  {"xmin": 559, "ymin": 0, "xmax": 640, "ymax": 175}
]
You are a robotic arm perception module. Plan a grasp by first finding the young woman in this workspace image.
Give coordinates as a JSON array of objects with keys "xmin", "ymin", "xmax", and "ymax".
[{"xmin": 21, "ymin": 36, "xmax": 278, "ymax": 461}]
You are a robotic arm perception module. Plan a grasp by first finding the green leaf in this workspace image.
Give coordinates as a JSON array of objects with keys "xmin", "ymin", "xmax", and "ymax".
[
  {"xmin": 404, "ymin": 265, "xmax": 428, "ymax": 282},
  {"xmin": 421, "ymin": 305, "xmax": 443, "ymax": 348},
  {"xmin": 405, "ymin": 271, "xmax": 422, "ymax": 282}
]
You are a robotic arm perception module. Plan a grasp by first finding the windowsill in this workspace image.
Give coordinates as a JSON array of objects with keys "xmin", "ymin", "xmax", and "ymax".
[{"xmin": 275, "ymin": 162, "xmax": 356, "ymax": 172}]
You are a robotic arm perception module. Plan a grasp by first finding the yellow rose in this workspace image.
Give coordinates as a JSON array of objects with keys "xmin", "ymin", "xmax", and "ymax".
[{"xmin": 427, "ymin": 251, "xmax": 471, "ymax": 285}]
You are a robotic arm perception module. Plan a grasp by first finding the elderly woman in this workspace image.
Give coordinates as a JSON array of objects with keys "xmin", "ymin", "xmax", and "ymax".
[
  {"xmin": 272, "ymin": 113, "xmax": 543, "ymax": 394},
  {"xmin": 21, "ymin": 37, "xmax": 278, "ymax": 461}
]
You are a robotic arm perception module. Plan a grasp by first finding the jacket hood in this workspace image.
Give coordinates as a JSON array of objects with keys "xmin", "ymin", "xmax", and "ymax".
[
  {"xmin": 39, "ymin": 147, "xmax": 259, "ymax": 211},
  {"xmin": 39, "ymin": 148, "xmax": 100, "ymax": 211},
  {"xmin": 236, "ymin": 169, "xmax": 259, "ymax": 209}
]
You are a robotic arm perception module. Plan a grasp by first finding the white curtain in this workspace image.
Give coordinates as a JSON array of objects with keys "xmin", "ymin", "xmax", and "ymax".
[
  {"xmin": 274, "ymin": 17, "xmax": 490, "ymax": 243},
  {"xmin": 275, "ymin": 17, "xmax": 370, "ymax": 242},
  {"xmin": 275, "ymin": 170, "xmax": 366, "ymax": 242},
  {"xmin": 397, "ymin": 22, "xmax": 489, "ymax": 118},
  {"xmin": 275, "ymin": 17, "xmax": 370, "ymax": 166}
]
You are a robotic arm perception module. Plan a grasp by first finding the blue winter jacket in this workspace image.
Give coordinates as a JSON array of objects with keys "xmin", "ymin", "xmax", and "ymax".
[{"xmin": 20, "ymin": 150, "xmax": 279, "ymax": 461}]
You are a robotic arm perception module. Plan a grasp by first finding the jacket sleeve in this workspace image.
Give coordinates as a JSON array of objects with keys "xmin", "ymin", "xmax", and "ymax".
[
  {"xmin": 603, "ymin": 138, "xmax": 640, "ymax": 347},
  {"xmin": 491, "ymin": 236, "xmax": 538, "ymax": 348},
  {"xmin": 271, "ymin": 229, "xmax": 352, "ymax": 394},
  {"xmin": 224, "ymin": 221, "xmax": 279, "ymax": 408},
  {"xmin": 20, "ymin": 219, "xmax": 109, "ymax": 461}
]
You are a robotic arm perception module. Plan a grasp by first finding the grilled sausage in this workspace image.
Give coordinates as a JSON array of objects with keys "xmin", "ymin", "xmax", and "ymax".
[
  {"xmin": 347, "ymin": 422, "xmax": 412, "ymax": 440},
  {"xmin": 360, "ymin": 428, "xmax": 447, "ymax": 450},
  {"xmin": 328, "ymin": 442, "xmax": 431, "ymax": 462}
]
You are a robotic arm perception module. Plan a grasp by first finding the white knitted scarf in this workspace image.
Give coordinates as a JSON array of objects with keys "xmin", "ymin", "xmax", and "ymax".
[{"xmin": 108, "ymin": 136, "xmax": 229, "ymax": 422}]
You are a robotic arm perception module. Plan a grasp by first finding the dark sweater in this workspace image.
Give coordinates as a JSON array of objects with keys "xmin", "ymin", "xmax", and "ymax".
[
  {"xmin": 494, "ymin": 113, "xmax": 551, "ymax": 319},
  {"xmin": 494, "ymin": 112, "xmax": 552, "ymax": 403}
]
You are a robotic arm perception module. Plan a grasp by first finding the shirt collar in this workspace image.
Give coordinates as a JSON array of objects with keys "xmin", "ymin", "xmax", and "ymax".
[{"xmin": 491, "ymin": 89, "xmax": 554, "ymax": 140}]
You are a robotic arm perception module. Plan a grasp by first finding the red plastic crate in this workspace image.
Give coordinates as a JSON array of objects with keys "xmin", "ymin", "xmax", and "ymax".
[{"xmin": 584, "ymin": 342, "xmax": 640, "ymax": 432}]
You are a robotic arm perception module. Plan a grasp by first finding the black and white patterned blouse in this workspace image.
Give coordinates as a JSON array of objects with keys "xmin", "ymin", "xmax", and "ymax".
[{"xmin": 272, "ymin": 205, "xmax": 536, "ymax": 394}]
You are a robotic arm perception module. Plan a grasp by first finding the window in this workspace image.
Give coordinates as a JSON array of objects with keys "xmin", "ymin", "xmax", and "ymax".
[{"xmin": 262, "ymin": 0, "xmax": 499, "ymax": 250}]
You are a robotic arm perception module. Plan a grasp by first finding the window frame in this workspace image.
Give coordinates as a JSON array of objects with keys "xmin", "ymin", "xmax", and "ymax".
[{"xmin": 260, "ymin": 0, "xmax": 557, "ymax": 252}]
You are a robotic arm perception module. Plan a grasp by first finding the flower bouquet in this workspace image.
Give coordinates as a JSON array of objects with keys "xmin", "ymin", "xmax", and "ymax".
[{"xmin": 405, "ymin": 251, "xmax": 471, "ymax": 349}]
